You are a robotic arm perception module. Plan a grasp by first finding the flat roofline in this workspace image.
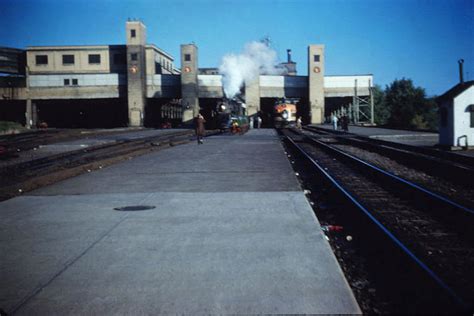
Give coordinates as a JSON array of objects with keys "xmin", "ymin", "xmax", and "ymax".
[
  {"xmin": 324, "ymin": 74, "xmax": 373, "ymax": 77},
  {"xmin": 146, "ymin": 44, "xmax": 174, "ymax": 61},
  {"xmin": 27, "ymin": 45, "xmax": 126, "ymax": 51},
  {"xmin": 0, "ymin": 46, "xmax": 25, "ymax": 53}
]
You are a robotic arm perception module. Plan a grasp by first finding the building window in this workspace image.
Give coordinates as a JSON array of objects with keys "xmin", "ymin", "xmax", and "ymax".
[
  {"xmin": 113, "ymin": 53, "xmax": 126, "ymax": 64},
  {"xmin": 62, "ymin": 54, "xmax": 75, "ymax": 65},
  {"xmin": 155, "ymin": 62, "xmax": 162, "ymax": 74},
  {"xmin": 64, "ymin": 79, "xmax": 70, "ymax": 86},
  {"xmin": 469, "ymin": 105, "xmax": 474, "ymax": 128},
  {"xmin": 131, "ymin": 29, "xmax": 136, "ymax": 38},
  {"xmin": 35, "ymin": 55, "xmax": 48, "ymax": 65},
  {"xmin": 72, "ymin": 79, "xmax": 78, "ymax": 85},
  {"xmin": 131, "ymin": 53, "xmax": 138, "ymax": 61},
  {"xmin": 88, "ymin": 54, "xmax": 101, "ymax": 64},
  {"xmin": 314, "ymin": 55, "xmax": 320, "ymax": 62},
  {"xmin": 184, "ymin": 54, "xmax": 191, "ymax": 61}
]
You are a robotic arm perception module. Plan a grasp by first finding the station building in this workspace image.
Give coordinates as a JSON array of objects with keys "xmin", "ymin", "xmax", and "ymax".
[
  {"xmin": 437, "ymin": 80, "xmax": 474, "ymax": 149},
  {"xmin": 0, "ymin": 21, "xmax": 373, "ymax": 128}
]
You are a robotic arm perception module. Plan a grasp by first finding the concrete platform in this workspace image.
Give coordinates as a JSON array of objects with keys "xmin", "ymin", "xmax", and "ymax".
[
  {"xmin": 315, "ymin": 123, "xmax": 439, "ymax": 146},
  {"xmin": 0, "ymin": 129, "xmax": 360, "ymax": 314},
  {"xmin": 315, "ymin": 124, "xmax": 474, "ymax": 158}
]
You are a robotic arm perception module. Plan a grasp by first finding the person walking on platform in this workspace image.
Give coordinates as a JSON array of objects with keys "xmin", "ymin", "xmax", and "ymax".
[
  {"xmin": 332, "ymin": 114, "xmax": 338, "ymax": 130},
  {"xmin": 296, "ymin": 117, "xmax": 302, "ymax": 130},
  {"xmin": 194, "ymin": 113, "xmax": 206, "ymax": 144}
]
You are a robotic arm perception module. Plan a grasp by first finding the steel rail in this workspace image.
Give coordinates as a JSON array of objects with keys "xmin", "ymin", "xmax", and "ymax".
[{"xmin": 284, "ymin": 135, "xmax": 470, "ymax": 310}]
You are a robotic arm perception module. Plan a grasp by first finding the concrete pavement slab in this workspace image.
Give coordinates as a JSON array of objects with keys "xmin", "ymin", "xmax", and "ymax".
[
  {"xmin": 31, "ymin": 130, "xmax": 299, "ymax": 195},
  {"xmin": 1, "ymin": 129, "xmax": 361, "ymax": 314}
]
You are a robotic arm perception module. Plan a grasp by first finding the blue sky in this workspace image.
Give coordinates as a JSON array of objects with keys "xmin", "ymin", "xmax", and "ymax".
[{"xmin": 1, "ymin": 0, "xmax": 473, "ymax": 96}]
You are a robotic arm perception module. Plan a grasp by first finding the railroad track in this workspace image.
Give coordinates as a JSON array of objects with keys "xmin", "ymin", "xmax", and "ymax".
[
  {"xmin": 0, "ymin": 130, "xmax": 199, "ymax": 201},
  {"xmin": 302, "ymin": 126, "xmax": 474, "ymax": 211},
  {"xmin": 304, "ymin": 126, "xmax": 474, "ymax": 183},
  {"xmin": 0, "ymin": 130, "xmax": 60, "ymax": 158},
  {"xmin": 281, "ymin": 128, "xmax": 474, "ymax": 314}
]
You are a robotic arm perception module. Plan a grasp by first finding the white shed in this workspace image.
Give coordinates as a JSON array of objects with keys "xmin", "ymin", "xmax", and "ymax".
[{"xmin": 437, "ymin": 81, "xmax": 474, "ymax": 149}]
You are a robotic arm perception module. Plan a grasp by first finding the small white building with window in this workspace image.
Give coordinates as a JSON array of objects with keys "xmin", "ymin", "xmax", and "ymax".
[{"xmin": 437, "ymin": 81, "xmax": 474, "ymax": 149}]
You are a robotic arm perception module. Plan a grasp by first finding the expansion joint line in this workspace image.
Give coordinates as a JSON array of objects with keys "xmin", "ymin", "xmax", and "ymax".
[{"xmin": 10, "ymin": 214, "xmax": 130, "ymax": 315}]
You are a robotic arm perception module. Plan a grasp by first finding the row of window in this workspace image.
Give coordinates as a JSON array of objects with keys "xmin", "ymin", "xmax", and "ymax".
[
  {"xmin": 64, "ymin": 78, "xmax": 78, "ymax": 86},
  {"xmin": 35, "ymin": 54, "xmax": 102, "ymax": 66},
  {"xmin": 34, "ymin": 53, "xmax": 173, "ymax": 70}
]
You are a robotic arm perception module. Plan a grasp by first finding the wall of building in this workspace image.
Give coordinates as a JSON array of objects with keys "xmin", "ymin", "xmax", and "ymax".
[
  {"xmin": 145, "ymin": 45, "xmax": 174, "ymax": 75},
  {"xmin": 308, "ymin": 45, "xmax": 325, "ymax": 124},
  {"xmin": 29, "ymin": 86, "xmax": 125, "ymax": 99},
  {"xmin": 146, "ymin": 74, "xmax": 180, "ymax": 98},
  {"xmin": 198, "ymin": 75, "xmax": 223, "ymax": 98},
  {"xmin": 29, "ymin": 74, "xmax": 125, "ymax": 87},
  {"xmin": 27, "ymin": 46, "xmax": 113, "ymax": 74},
  {"xmin": 27, "ymin": 74, "xmax": 125, "ymax": 99},
  {"xmin": 245, "ymin": 77, "xmax": 260, "ymax": 116},
  {"xmin": 126, "ymin": 21, "xmax": 147, "ymax": 126},
  {"xmin": 259, "ymin": 75, "xmax": 307, "ymax": 98},
  {"xmin": 438, "ymin": 100, "xmax": 454, "ymax": 146},
  {"xmin": 180, "ymin": 44, "xmax": 199, "ymax": 122},
  {"xmin": 453, "ymin": 86, "xmax": 474, "ymax": 147},
  {"xmin": 0, "ymin": 87, "xmax": 27, "ymax": 100},
  {"xmin": 2, "ymin": 20, "xmax": 376, "ymax": 128},
  {"xmin": 324, "ymin": 75, "xmax": 372, "ymax": 97}
]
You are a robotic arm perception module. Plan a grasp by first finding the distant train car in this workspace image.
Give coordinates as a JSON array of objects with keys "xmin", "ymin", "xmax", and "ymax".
[{"xmin": 273, "ymin": 98, "xmax": 298, "ymax": 128}]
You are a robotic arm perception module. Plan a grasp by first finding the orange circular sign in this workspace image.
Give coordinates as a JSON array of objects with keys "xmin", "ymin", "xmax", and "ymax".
[
  {"xmin": 313, "ymin": 66, "xmax": 321, "ymax": 73},
  {"xmin": 130, "ymin": 66, "xmax": 138, "ymax": 74},
  {"xmin": 184, "ymin": 66, "xmax": 191, "ymax": 73}
]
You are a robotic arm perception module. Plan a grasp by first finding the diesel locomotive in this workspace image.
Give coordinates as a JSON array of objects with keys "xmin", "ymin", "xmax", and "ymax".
[{"xmin": 273, "ymin": 98, "xmax": 298, "ymax": 128}]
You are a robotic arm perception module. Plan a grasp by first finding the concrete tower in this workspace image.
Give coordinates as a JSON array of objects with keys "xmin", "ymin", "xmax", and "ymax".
[
  {"xmin": 308, "ymin": 45, "xmax": 325, "ymax": 124},
  {"xmin": 126, "ymin": 21, "xmax": 147, "ymax": 127},
  {"xmin": 180, "ymin": 44, "xmax": 199, "ymax": 123},
  {"xmin": 245, "ymin": 77, "xmax": 260, "ymax": 116}
]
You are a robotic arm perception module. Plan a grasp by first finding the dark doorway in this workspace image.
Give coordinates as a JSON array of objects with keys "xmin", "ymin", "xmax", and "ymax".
[
  {"xmin": 0, "ymin": 100, "xmax": 26, "ymax": 125},
  {"xmin": 35, "ymin": 98, "xmax": 127, "ymax": 128},
  {"xmin": 145, "ymin": 98, "xmax": 182, "ymax": 128},
  {"xmin": 325, "ymin": 97, "xmax": 353, "ymax": 121}
]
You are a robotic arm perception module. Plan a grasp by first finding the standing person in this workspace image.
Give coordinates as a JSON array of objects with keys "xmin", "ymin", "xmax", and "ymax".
[
  {"xmin": 257, "ymin": 116, "xmax": 262, "ymax": 129},
  {"xmin": 194, "ymin": 113, "xmax": 206, "ymax": 144},
  {"xmin": 342, "ymin": 115, "xmax": 349, "ymax": 132},
  {"xmin": 296, "ymin": 116, "xmax": 302, "ymax": 130},
  {"xmin": 332, "ymin": 114, "xmax": 338, "ymax": 130}
]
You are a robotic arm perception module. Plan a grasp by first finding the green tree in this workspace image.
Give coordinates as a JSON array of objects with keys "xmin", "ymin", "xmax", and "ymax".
[
  {"xmin": 372, "ymin": 85, "xmax": 389, "ymax": 125},
  {"xmin": 385, "ymin": 78, "xmax": 433, "ymax": 129},
  {"xmin": 422, "ymin": 97, "xmax": 439, "ymax": 130}
]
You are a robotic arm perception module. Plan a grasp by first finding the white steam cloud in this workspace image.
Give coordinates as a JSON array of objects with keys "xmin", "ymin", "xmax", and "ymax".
[{"xmin": 219, "ymin": 41, "xmax": 284, "ymax": 99}]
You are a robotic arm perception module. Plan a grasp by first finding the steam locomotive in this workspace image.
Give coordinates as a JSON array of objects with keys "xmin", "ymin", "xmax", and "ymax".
[{"xmin": 273, "ymin": 98, "xmax": 298, "ymax": 128}]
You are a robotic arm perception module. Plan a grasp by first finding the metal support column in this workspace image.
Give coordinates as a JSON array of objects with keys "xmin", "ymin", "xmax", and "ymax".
[
  {"xmin": 353, "ymin": 78, "xmax": 374, "ymax": 125},
  {"xmin": 370, "ymin": 79, "xmax": 374, "ymax": 125}
]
